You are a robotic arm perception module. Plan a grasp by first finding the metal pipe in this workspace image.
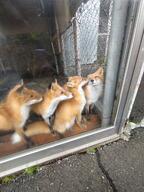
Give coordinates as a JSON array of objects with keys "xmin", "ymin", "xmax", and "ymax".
[
  {"xmin": 111, "ymin": 0, "xmax": 138, "ymax": 122},
  {"xmin": 51, "ymin": 41, "xmax": 59, "ymax": 75},
  {"xmin": 73, "ymin": 18, "xmax": 81, "ymax": 76},
  {"xmin": 102, "ymin": 0, "xmax": 129, "ymax": 127}
]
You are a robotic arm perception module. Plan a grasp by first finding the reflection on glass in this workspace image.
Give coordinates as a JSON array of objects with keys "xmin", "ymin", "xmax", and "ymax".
[{"xmin": 0, "ymin": 0, "xmax": 111, "ymax": 157}]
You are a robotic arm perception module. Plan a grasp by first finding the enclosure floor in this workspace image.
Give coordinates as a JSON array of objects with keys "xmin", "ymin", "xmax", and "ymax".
[{"xmin": 0, "ymin": 114, "xmax": 101, "ymax": 158}]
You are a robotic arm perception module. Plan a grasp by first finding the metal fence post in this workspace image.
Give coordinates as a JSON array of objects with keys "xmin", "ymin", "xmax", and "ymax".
[
  {"xmin": 73, "ymin": 18, "xmax": 81, "ymax": 76},
  {"xmin": 102, "ymin": 0, "xmax": 129, "ymax": 127}
]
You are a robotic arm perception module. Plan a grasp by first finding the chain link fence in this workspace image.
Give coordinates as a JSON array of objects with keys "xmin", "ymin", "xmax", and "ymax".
[{"xmin": 61, "ymin": 0, "xmax": 113, "ymax": 76}]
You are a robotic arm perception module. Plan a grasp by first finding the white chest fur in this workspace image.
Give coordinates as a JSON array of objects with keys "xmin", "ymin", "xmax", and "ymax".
[
  {"xmin": 85, "ymin": 83, "xmax": 103, "ymax": 105},
  {"xmin": 42, "ymin": 94, "xmax": 72, "ymax": 120},
  {"xmin": 78, "ymin": 86, "xmax": 86, "ymax": 113},
  {"xmin": 43, "ymin": 98, "xmax": 60, "ymax": 119},
  {"xmin": 65, "ymin": 117, "xmax": 75, "ymax": 130},
  {"xmin": 20, "ymin": 105, "xmax": 30, "ymax": 128}
]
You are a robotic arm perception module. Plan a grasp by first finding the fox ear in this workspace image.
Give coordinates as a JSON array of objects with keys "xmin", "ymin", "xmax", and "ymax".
[
  {"xmin": 87, "ymin": 74, "xmax": 91, "ymax": 79},
  {"xmin": 51, "ymin": 83, "xmax": 54, "ymax": 90},
  {"xmin": 48, "ymin": 83, "xmax": 52, "ymax": 90},
  {"xmin": 19, "ymin": 79, "xmax": 24, "ymax": 86},
  {"xmin": 54, "ymin": 79, "xmax": 58, "ymax": 84},
  {"xmin": 51, "ymin": 82, "xmax": 57, "ymax": 90},
  {"xmin": 16, "ymin": 85, "xmax": 24, "ymax": 94},
  {"xmin": 96, "ymin": 67, "xmax": 104, "ymax": 76},
  {"xmin": 68, "ymin": 76, "xmax": 73, "ymax": 81}
]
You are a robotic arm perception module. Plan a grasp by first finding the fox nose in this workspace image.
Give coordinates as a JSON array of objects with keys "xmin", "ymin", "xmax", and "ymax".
[{"xmin": 90, "ymin": 79, "xmax": 94, "ymax": 83}]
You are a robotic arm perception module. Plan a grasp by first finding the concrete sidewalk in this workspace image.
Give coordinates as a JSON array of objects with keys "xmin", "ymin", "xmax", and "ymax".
[{"xmin": 0, "ymin": 127, "xmax": 144, "ymax": 192}]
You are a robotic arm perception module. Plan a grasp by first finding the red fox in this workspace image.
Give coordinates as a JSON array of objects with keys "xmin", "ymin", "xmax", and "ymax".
[
  {"xmin": 84, "ymin": 67, "xmax": 104, "ymax": 114},
  {"xmin": 32, "ymin": 80, "xmax": 73, "ymax": 125},
  {"xmin": 0, "ymin": 82, "xmax": 42, "ymax": 143},
  {"xmin": 53, "ymin": 76, "xmax": 88, "ymax": 134}
]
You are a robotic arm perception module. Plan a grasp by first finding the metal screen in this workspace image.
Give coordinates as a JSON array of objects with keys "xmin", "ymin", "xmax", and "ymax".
[{"xmin": 61, "ymin": 0, "xmax": 113, "ymax": 76}]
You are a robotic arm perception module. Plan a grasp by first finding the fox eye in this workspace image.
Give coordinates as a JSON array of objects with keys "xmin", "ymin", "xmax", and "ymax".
[{"xmin": 30, "ymin": 94, "xmax": 33, "ymax": 98}]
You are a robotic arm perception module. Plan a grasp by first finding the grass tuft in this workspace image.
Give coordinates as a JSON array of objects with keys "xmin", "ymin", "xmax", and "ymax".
[
  {"xmin": 24, "ymin": 165, "xmax": 39, "ymax": 175},
  {"xmin": 87, "ymin": 147, "xmax": 97, "ymax": 154},
  {"xmin": 0, "ymin": 175, "xmax": 15, "ymax": 184}
]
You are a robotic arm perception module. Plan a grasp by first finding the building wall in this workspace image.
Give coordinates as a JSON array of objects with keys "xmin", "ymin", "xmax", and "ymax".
[
  {"xmin": 54, "ymin": 0, "xmax": 71, "ymax": 34},
  {"xmin": 0, "ymin": 33, "xmax": 55, "ymax": 77}
]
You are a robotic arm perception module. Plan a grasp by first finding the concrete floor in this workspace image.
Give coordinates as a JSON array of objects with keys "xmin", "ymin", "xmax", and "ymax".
[{"xmin": 0, "ymin": 127, "xmax": 144, "ymax": 192}]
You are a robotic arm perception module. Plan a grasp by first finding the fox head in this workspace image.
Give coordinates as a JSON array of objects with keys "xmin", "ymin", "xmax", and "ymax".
[
  {"xmin": 50, "ymin": 80, "xmax": 73, "ymax": 100},
  {"xmin": 67, "ymin": 76, "xmax": 88, "ymax": 88},
  {"xmin": 8, "ymin": 83, "xmax": 43, "ymax": 106},
  {"xmin": 87, "ymin": 67, "xmax": 104, "ymax": 86}
]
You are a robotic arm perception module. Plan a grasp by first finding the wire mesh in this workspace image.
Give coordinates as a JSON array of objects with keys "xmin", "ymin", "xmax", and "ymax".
[
  {"xmin": 76, "ymin": 0, "xmax": 100, "ymax": 66},
  {"xmin": 61, "ymin": 24, "xmax": 75, "ymax": 76},
  {"xmin": 61, "ymin": 0, "xmax": 113, "ymax": 76}
]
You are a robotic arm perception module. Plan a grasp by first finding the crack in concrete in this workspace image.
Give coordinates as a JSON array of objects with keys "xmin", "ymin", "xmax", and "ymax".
[{"xmin": 96, "ymin": 149, "xmax": 118, "ymax": 192}]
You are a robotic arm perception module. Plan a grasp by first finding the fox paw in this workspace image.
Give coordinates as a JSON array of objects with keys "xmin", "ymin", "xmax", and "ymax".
[
  {"xmin": 82, "ymin": 117, "xmax": 87, "ymax": 123},
  {"xmin": 81, "ymin": 123, "xmax": 87, "ymax": 129}
]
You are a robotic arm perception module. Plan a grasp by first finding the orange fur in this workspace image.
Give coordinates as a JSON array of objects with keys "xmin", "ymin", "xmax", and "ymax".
[
  {"xmin": 53, "ymin": 76, "xmax": 88, "ymax": 134},
  {"xmin": 32, "ymin": 80, "xmax": 73, "ymax": 125},
  {"xmin": 0, "ymin": 83, "xmax": 42, "ymax": 141}
]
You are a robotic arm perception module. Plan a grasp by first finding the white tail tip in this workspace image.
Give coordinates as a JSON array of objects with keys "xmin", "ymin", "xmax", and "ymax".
[{"xmin": 11, "ymin": 132, "xmax": 22, "ymax": 144}]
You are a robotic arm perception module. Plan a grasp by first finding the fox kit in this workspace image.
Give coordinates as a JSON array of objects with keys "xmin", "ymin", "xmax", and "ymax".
[
  {"xmin": 32, "ymin": 80, "xmax": 73, "ymax": 125},
  {"xmin": 11, "ymin": 121, "xmax": 51, "ymax": 143},
  {"xmin": 0, "ymin": 82, "xmax": 42, "ymax": 143},
  {"xmin": 53, "ymin": 76, "xmax": 88, "ymax": 134},
  {"xmin": 84, "ymin": 67, "xmax": 104, "ymax": 114}
]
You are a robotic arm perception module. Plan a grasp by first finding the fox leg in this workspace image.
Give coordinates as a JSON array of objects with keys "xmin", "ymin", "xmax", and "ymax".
[
  {"xmin": 52, "ymin": 125, "xmax": 66, "ymax": 139},
  {"xmin": 90, "ymin": 103, "xmax": 95, "ymax": 113},
  {"xmin": 76, "ymin": 113, "xmax": 86, "ymax": 128},
  {"xmin": 53, "ymin": 129, "xmax": 65, "ymax": 139},
  {"xmin": 85, "ymin": 104, "xmax": 90, "ymax": 115},
  {"xmin": 76, "ymin": 114, "xmax": 81, "ymax": 127},
  {"xmin": 85, "ymin": 104, "xmax": 91, "ymax": 121}
]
